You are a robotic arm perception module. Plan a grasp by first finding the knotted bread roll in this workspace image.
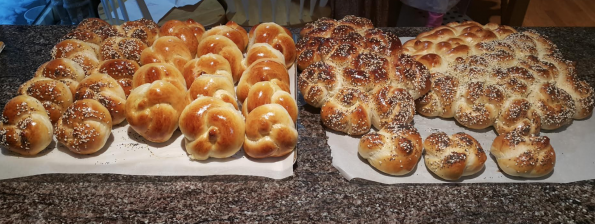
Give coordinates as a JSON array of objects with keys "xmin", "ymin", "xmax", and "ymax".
[
  {"xmin": 0, "ymin": 95, "xmax": 53, "ymax": 156},
  {"xmin": 555, "ymin": 65, "xmax": 595, "ymax": 119},
  {"xmin": 119, "ymin": 19, "xmax": 159, "ymax": 46},
  {"xmin": 296, "ymin": 36, "xmax": 328, "ymax": 71},
  {"xmin": 74, "ymin": 73, "xmax": 127, "ymax": 125},
  {"xmin": 140, "ymin": 36, "xmax": 193, "ymax": 73},
  {"xmin": 320, "ymin": 87, "xmax": 372, "ymax": 135},
  {"xmin": 99, "ymin": 37, "xmax": 147, "ymax": 64},
  {"xmin": 196, "ymin": 35, "xmax": 244, "ymax": 83},
  {"xmin": 370, "ymin": 86, "xmax": 415, "ymax": 129},
  {"xmin": 248, "ymin": 22, "xmax": 296, "ymax": 68},
  {"xmin": 528, "ymin": 82, "xmax": 575, "ymax": 130},
  {"xmin": 92, "ymin": 59, "xmax": 140, "ymax": 97},
  {"xmin": 236, "ymin": 59, "xmax": 290, "ymax": 103},
  {"xmin": 75, "ymin": 18, "xmax": 124, "ymax": 40},
  {"xmin": 159, "ymin": 20, "xmax": 199, "ymax": 56},
  {"xmin": 202, "ymin": 21, "xmax": 249, "ymax": 52},
  {"xmin": 126, "ymin": 81, "xmax": 187, "ymax": 143},
  {"xmin": 242, "ymin": 81, "xmax": 297, "ymax": 123},
  {"xmin": 243, "ymin": 43, "xmax": 285, "ymax": 69},
  {"xmin": 51, "ymin": 39, "xmax": 100, "ymax": 76},
  {"xmin": 298, "ymin": 61, "xmax": 341, "ymax": 108},
  {"xmin": 132, "ymin": 63, "xmax": 187, "ymax": 92},
  {"xmin": 244, "ymin": 104, "xmax": 297, "ymax": 158},
  {"xmin": 358, "ymin": 123, "xmax": 422, "ymax": 176},
  {"xmin": 491, "ymin": 131, "xmax": 556, "ymax": 178},
  {"xmin": 494, "ymin": 98, "xmax": 541, "ymax": 136},
  {"xmin": 423, "ymin": 132, "xmax": 487, "ymax": 180},
  {"xmin": 55, "ymin": 99, "xmax": 112, "ymax": 155},
  {"xmin": 34, "ymin": 58, "xmax": 86, "ymax": 94},
  {"xmin": 454, "ymin": 81, "xmax": 505, "ymax": 129},
  {"xmin": 184, "ymin": 19, "xmax": 206, "ymax": 40},
  {"xmin": 391, "ymin": 54, "xmax": 432, "ymax": 100},
  {"xmin": 60, "ymin": 29, "xmax": 102, "ymax": 45},
  {"xmin": 182, "ymin": 53, "xmax": 233, "ymax": 89},
  {"xmin": 179, "ymin": 96, "xmax": 245, "ymax": 160},
  {"xmin": 18, "ymin": 77, "xmax": 73, "ymax": 124},
  {"xmin": 187, "ymin": 74, "xmax": 238, "ymax": 110}
]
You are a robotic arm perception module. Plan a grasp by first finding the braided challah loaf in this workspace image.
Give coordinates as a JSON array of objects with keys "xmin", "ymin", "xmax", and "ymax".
[
  {"xmin": 182, "ymin": 53, "xmax": 233, "ymax": 89},
  {"xmin": 237, "ymin": 59, "xmax": 290, "ymax": 103},
  {"xmin": 99, "ymin": 37, "xmax": 147, "ymax": 64},
  {"xmin": 0, "ymin": 96, "xmax": 53, "ymax": 156},
  {"xmin": 159, "ymin": 20, "xmax": 200, "ymax": 56},
  {"xmin": 527, "ymin": 82, "xmax": 575, "ymax": 130},
  {"xmin": 34, "ymin": 58, "xmax": 86, "ymax": 94},
  {"xmin": 203, "ymin": 21, "xmax": 249, "ymax": 53},
  {"xmin": 140, "ymin": 36, "xmax": 193, "ymax": 73},
  {"xmin": 242, "ymin": 81, "xmax": 297, "ymax": 123},
  {"xmin": 244, "ymin": 104, "xmax": 297, "ymax": 158},
  {"xmin": 55, "ymin": 99, "xmax": 112, "ymax": 154},
  {"xmin": 298, "ymin": 62, "xmax": 341, "ymax": 108},
  {"xmin": 248, "ymin": 23, "xmax": 296, "ymax": 68},
  {"xmin": 93, "ymin": 59, "xmax": 140, "ymax": 97},
  {"xmin": 187, "ymin": 74, "xmax": 238, "ymax": 110},
  {"xmin": 74, "ymin": 73, "xmax": 127, "ymax": 125},
  {"xmin": 454, "ymin": 81, "xmax": 505, "ymax": 130},
  {"xmin": 423, "ymin": 132, "xmax": 487, "ymax": 180},
  {"xmin": 132, "ymin": 63, "xmax": 187, "ymax": 92},
  {"xmin": 18, "ymin": 77, "xmax": 73, "ymax": 124},
  {"xmin": 494, "ymin": 98, "xmax": 541, "ymax": 136},
  {"xmin": 179, "ymin": 96, "xmax": 245, "ymax": 160},
  {"xmin": 197, "ymin": 35, "xmax": 244, "ymax": 83},
  {"xmin": 491, "ymin": 131, "xmax": 556, "ymax": 178}
]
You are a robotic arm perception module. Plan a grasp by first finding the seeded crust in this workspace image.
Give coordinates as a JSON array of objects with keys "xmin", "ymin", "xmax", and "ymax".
[
  {"xmin": 18, "ymin": 77, "xmax": 74, "ymax": 125},
  {"xmin": 92, "ymin": 59, "xmax": 140, "ymax": 97},
  {"xmin": 0, "ymin": 95, "xmax": 53, "ymax": 156},
  {"xmin": 423, "ymin": 132, "xmax": 487, "ymax": 180},
  {"xmin": 74, "ymin": 73, "xmax": 127, "ymax": 125},
  {"xmin": 100, "ymin": 37, "xmax": 147, "ymax": 64},
  {"xmin": 491, "ymin": 131, "xmax": 555, "ymax": 178},
  {"xmin": 55, "ymin": 99, "xmax": 112, "ymax": 155}
]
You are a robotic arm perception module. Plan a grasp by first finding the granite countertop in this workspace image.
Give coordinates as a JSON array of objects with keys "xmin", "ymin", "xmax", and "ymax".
[{"xmin": 1, "ymin": 25, "xmax": 594, "ymax": 223}]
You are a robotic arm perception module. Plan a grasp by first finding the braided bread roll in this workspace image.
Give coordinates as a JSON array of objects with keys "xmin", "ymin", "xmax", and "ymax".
[
  {"xmin": 454, "ymin": 81, "xmax": 505, "ymax": 129},
  {"xmin": 0, "ymin": 96, "xmax": 53, "ymax": 156},
  {"xmin": 34, "ymin": 58, "xmax": 86, "ymax": 94},
  {"xmin": 179, "ymin": 96, "xmax": 245, "ymax": 160},
  {"xmin": 300, "ymin": 17, "xmax": 339, "ymax": 37},
  {"xmin": 320, "ymin": 87, "xmax": 372, "ymax": 135},
  {"xmin": 424, "ymin": 132, "xmax": 487, "ymax": 180},
  {"xmin": 298, "ymin": 62, "xmax": 341, "ymax": 108},
  {"xmin": 185, "ymin": 19, "xmax": 206, "ymax": 40},
  {"xmin": 197, "ymin": 35, "xmax": 244, "ymax": 83},
  {"xmin": 55, "ymin": 99, "xmax": 112, "ymax": 155},
  {"xmin": 248, "ymin": 22, "xmax": 296, "ymax": 68},
  {"xmin": 99, "ymin": 37, "xmax": 147, "ymax": 64},
  {"xmin": 494, "ymin": 98, "xmax": 541, "ymax": 136},
  {"xmin": 182, "ymin": 53, "xmax": 233, "ymax": 89},
  {"xmin": 51, "ymin": 39, "xmax": 100, "ymax": 76},
  {"xmin": 555, "ymin": 66, "xmax": 595, "ymax": 119},
  {"xmin": 244, "ymin": 104, "xmax": 297, "ymax": 158},
  {"xmin": 296, "ymin": 36, "xmax": 328, "ymax": 71},
  {"xmin": 242, "ymin": 81, "xmax": 297, "ymax": 123},
  {"xmin": 132, "ymin": 63, "xmax": 187, "ymax": 92},
  {"xmin": 119, "ymin": 19, "xmax": 159, "ymax": 46},
  {"xmin": 415, "ymin": 74, "xmax": 460, "ymax": 118},
  {"xmin": 363, "ymin": 28, "xmax": 402, "ymax": 60},
  {"xmin": 187, "ymin": 74, "xmax": 238, "ymax": 110},
  {"xmin": 126, "ymin": 81, "xmax": 187, "ymax": 143},
  {"xmin": 243, "ymin": 43, "xmax": 285, "ymax": 69},
  {"xmin": 74, "ymin": 73, "xmax": 127, "ymax": 125},
  {"xmin": 159, "ymin": 20, "xmax": 199, "ymax": 56},
  {"xmin": 237, "ymin": 59, "xmax": 290, "ymax": 103},
  {"xmin": 491, "ymin": 131, "xmax": 556, "ymax": 178},
  {"xmin": 93, "ymin": 59, "xmax": 140, "ymax": 97},
  {"xmin": 202, "ymin": 21, "xmax": 249, "ymax": 52},
  {"xmin": 370, "ymin": 86, "xmax": 415, "ymax": 129},
  {"xmin": 18, "ymin": 77, "xmax": 73, "ymax": 125},
  {"xmin": 358, "ymin": 123, "xmax": 422, "ymax": 176},
  {"xmin": 391, "ymin": 54, "xmax": 432, "ymax": 100},
  {"xmin": 140, "ymin": 36, "xmax": 193, "ymax": 73},
  {"xmin": 528, "ymin": 82, "xmax": 575, "ymax": 130},
  {"xmin": 76, "ymin": 18, "xmax": 124, "ymax": 40},
  {"xmin": 60, "ymin": 29, "xmax": 102, "ymax": 45}
]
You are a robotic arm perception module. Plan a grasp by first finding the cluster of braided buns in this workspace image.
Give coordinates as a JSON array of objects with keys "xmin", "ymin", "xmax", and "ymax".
[{"xmin": 1, "ymin": 18, "xmax": 297, "ymax": 161}]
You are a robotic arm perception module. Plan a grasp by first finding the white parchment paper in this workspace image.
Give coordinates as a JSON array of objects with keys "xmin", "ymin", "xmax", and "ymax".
[
  {"xmin": 329, "ymin": 37, "xmax": 595, "ymax": 184},
  {"xmin": 0, "ymin": 65, "xmax": 297, "ymax": 180}
]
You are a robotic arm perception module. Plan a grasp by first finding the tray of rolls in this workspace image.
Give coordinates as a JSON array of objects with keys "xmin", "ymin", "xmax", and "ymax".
[
  {"xmin": 297, "ymin": 16, "xmax": 595, "ymax": 183},
  {"xmin": 0, "ymin": 19, "xmax": 298, "ymax": 180}
]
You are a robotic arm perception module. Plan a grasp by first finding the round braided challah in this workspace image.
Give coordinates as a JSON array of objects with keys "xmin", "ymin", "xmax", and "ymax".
[
  {"xmin": 423, "ymin": 132, "xmax": 487, "ymax": 180},
  {"xmin": 0, "ymin": 95, "xmax": 53, "ymax": 156},
  {"xmin": 244, "ymin": 104, "xmax": 297, "ymax": 159},
  {"xmin": 55, "ymin": 99, "xmax": 112, "ymax": 155}
]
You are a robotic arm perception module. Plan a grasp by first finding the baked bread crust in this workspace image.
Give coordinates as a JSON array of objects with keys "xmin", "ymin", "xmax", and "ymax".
[{"xmin": 424, "ymin": 132, "xmax": 487, "ymax": 180}]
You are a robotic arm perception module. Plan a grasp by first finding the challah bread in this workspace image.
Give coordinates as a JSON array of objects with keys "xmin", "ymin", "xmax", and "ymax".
[
  {"xmin": 187, "ymin": 74, "xmax": 238, "ymax": 110},
  {"xmin": 93, "ymin": 59, "xmax": 140, "ymax": 97},
  {"xmin": 159, "ymin": 20, "xmax": 199, "ymax": 56},
  {"xmin": 423, "ymin": 132, "xmax": 487, "ymax": 180},
  {"xmin": 298, "ymin": 61, "xmax": 342, "ymax": 108},
  {"xmin": 55, "ymin": 99, "xmax": 112, "ymax": 155},
  {"xmin": 0, "ymin": 96, "xmax": 53, "ymax": 156},
  {"xmin": 202, "ymin": 21, "xmax": 249, "ymax": 52},
  {"xmin": 184, "ymin": 19, "xmax": 206, "ymax": 40},
  {"xmin": 321, "ymin": 37, "xmax": 363, "ymax": 69},
  {"xmin": 244, "ymin": 104, "xmax": 297, "ymax": 158},
  {"xmin": 196, "ymin": 35, "xmax": 245, "ymax": 83},
  {"xmin": 51, "ymin": 39, "xmax": 100, "ymax": 76},
  {"xmin": 358, "ymin": 123, "xmax": 422, "ymax": 175},
  {"xmin": 75, "ymin": 18, "xmax": 124, "ymax": 40},
  {"xmin": 132, "ymin": 63, "xmax": 187, "ymax": 92},
  {"xmin": 243, "ymin": 43, "xmax": 285, "ymax": 69},
  {"xmin": 74, "ymin": 73, "xmax": 127, "ymax": 125},
  {"xmin": 60, "ymin": 29, "xmax": 102, "ymax": 45},
  {"xmin": 391, "ymin": 54, "xmax": 432, "ymax": 100},
  {"xmin": 242, "ymin": 81, "xmax": 298, "ymax": 123},
  {"xmin": 528, "ymin": 82, "xmax": 575, "ymax": 130},
  {"xmin": 179, "ymin": 96, "xmax": 245, "ymax": 160},
  {"xmin": 248, "ymin": 22, "xmax": 296, "ymax": 67},
  {"xmin": 126, "ymin": 81, "xmax": 187, "ymax": 143},
  {"xmin": 34, "ymin": 58, "xmax": 86, "ymax": 94},
  {"xmin": 363, "ymin": 28, "xmax": 402, "ymax": 60},
  {"xmin": 99, "ymin": 37, "xmax": 147, "ymax": 64},
  {"xmin": 454, "ymin": 81, "xmax": 505, "ymax": 129},
  {"xmin": 415, "ymin": 74, "xmax": 460, "ymax": 118},
  {"xmin": 494, "ymin": 98, "xmax": 541, "ymax": 136},
  {"xmin": 119, "ymin": 19, "xmax": 159, "ymax": 46},
  {"xmin": 556, "ymin": 66, "xmax": 595, "ymax": 119},
  {"xmin": 346, "ymin": 53, "xmax": 392, "ymax": 92},
  {"xmin": 320, "ymin": 87, "xmax": 372, "ymax": 135},
  {"xmin": 140, "ymin": 36, "xmax": 193, "ymax": 73},
  {"xmin": 491, "ymin": 131, "xmax": 556, "ymax": 178},
  {"xmin": 338, "ymin": 15, "xmax": 374, "ymax": 34},
  {"xmin": 370, "ymin": 86, "xmax": 415, "ymax": 129},
  {"xmin": 18, "ymin": 77, "xmax": 73, "ymax": 124},
  {"xmin": 182, "ymin": 53, "xmax": 233, "ymax": 89},
  {"xmin": 236, "ymin": 59, "xmax": 290, "ymax": 103},
  {"xmin": 296, "ymin": 36, "xmax": 328, "ymax": 71},
  {"xmin": 300, "ymin": 17, "xmax": 338, "ymax": 37}
]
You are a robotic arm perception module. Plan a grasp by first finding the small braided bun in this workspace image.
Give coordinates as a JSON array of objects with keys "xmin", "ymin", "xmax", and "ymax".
[
  {"xmin": 55, "ymin": 99, "xmax": 112, "ymax": 155},
  {"xmin": 74, "ymin": 73, "xmax": 127, "ymax": 125},
  {"xmin": 491, "ymin": 131, "xmax": 556, "ymax": 178},
  {"xmin": 242, "ymin": 81, "xmax": 297, "ymax": 123},
  {"xmin": 0, "ymin": 96, "xmax": 53, "ymax": 156},
  {"xmin": 244, "ymin": 104, "xmax": 297, "ymax": 159},
  {"xmin": 423, "ymin": 132, "xmax": 487, "ymax": 180},
  {"xmin": 18, "ymin": 77, "xmax": 73, "ymax": 124}
]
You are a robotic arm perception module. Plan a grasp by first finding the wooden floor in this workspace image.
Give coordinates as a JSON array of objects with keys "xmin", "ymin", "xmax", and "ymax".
[{"xmin": 468, "ymin": 0, "xmax": 595, "ymax": 27}]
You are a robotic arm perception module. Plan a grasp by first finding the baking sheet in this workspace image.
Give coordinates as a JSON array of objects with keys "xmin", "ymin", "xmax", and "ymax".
[
  {"xmin": 0, "ymin": 65, "xmax": 297, "ymax": 180},
  {"xmin": 329, "ymin": 37, "xmax": 595, "ymax": 184}
]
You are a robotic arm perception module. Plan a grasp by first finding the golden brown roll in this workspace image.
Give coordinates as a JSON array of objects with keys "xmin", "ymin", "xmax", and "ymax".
[
  {"xmin": 202, "ymin": 21, "xmax": 249, "ymax": 52},
  {"xmin": 55, "ymin": 99, "xmax": 112, "ymax": 155},
  {"xmin": 140, "ymin": 36, "xmax": 193, "ymax": 73},
  {"xmin": 423, "ymin": 132, "xmax": 487, "ymax": 180},
  {"xmin": 179, "ymin": 96, "xmax": 245, "ymax": 160},
  {"xmin": 454, "ymin": 81, "xmax": 505, "ymax": 129},
  {"xmin": 242, "ymin": 81, "xmax": 297, "ymax": 123},
  {"xmin": 297, "ymin": 61, "xmax": 341, "ymax": 108},
  {"xmin": 119, "ymin": 18, "xmax": 159, "ymax": 46},
  {"xmin": 182, "ymin": 53, "xmax": 233, "ymax": 89},
  {"xmin": 196, "ymin": 35, "xmax": 245, "ymax": 83},
  {"xmin": 320, "ymin": 87, "xmax": 372, "ymax": 135},
  {"xmin": 556, "ymin": 65, "xmax": 595, "ymax": 119},
  {"xmin": 187, "ymin": 74, "xmax": 238, "ymax": 110},
  {"xmin": 491, "ymin": 131, "xmax": 556, "ymax": 178},
  {"xmin": 99, "ymin": 37, "xmax": 147, "ymax": 64},
  {"xmin": 415, "ymin": 74, "xmax": 460, "ymax": 118},
  {"xmin": 18, "ymin": 77, "xmax": 73, "ymax": 125},
  {"xmin": 494, "ymin": 98, "xmax": 541, "ymax": 136},
  {"xmin": 93, "ymin": 59, "xmax": 140, "ymax": 97},
  {"xmin": 528, "ymin": 82, "xmax": 576, "ymax": 130},
  {"xmin": 34, "ymin": 58, "xmax": 86, "ymax": 94},
  {"xmin": 296, "ymin": 36, "xmax": 328, "ymax": 71},
  {"xmin": 244, "ymin": 104, "xmax": 297, "ymax": 158},
  {"xmin": 248, "ymin": 22, "xmax": 296, "ymax": 67},
  {"xmin": 236, "ymin": 59, "xmax": 290, "ymax": 103},
  {"xmin": 0, "ymin": 95, "xmax": 53, "ymax": 156},
  {"xmin": 125, "ymin": 81, "xmax": 187, "ymax": 143},
  {"xmin": 391, "ymin": 54, "xmax": 432, "ymax": 100},
  {"xmin": 159, "ymin": 20, "xmax": 199, "ymax": 56},
  {"xmin": 132, "ymin": 63, "xmax": 187, "ymax": 92},
  {"xmin": 358, "ymin": 123, "xmax": 423, "ymax": 176},
  {"xmin": 370, "ymin": 86, "xmax": 415, "ymax": 129},
  {"xmin": 74, "ymin": 73, "xmax": 127, "ymax": 125},
  {"xmin": 184, "ymin": 19, "xmax": 206, "ymax": 40},
  {"xmin": 51, "ymin": 39, "xmax": 100, "ymax": 76},
  {"xmin": 243, "ymin": 43, "xmax": 285, "ymax": 69}
]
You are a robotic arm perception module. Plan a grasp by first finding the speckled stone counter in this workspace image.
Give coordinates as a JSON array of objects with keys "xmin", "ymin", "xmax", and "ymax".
[{"xmin": 0, "ymin": 26, "xmax": 594, "ymax": 223}]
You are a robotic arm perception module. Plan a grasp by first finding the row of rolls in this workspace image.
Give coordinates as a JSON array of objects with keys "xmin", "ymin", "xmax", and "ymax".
[{"xmin": 0, "ymin": 18, "xmax": 298, "ymax": 161}]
